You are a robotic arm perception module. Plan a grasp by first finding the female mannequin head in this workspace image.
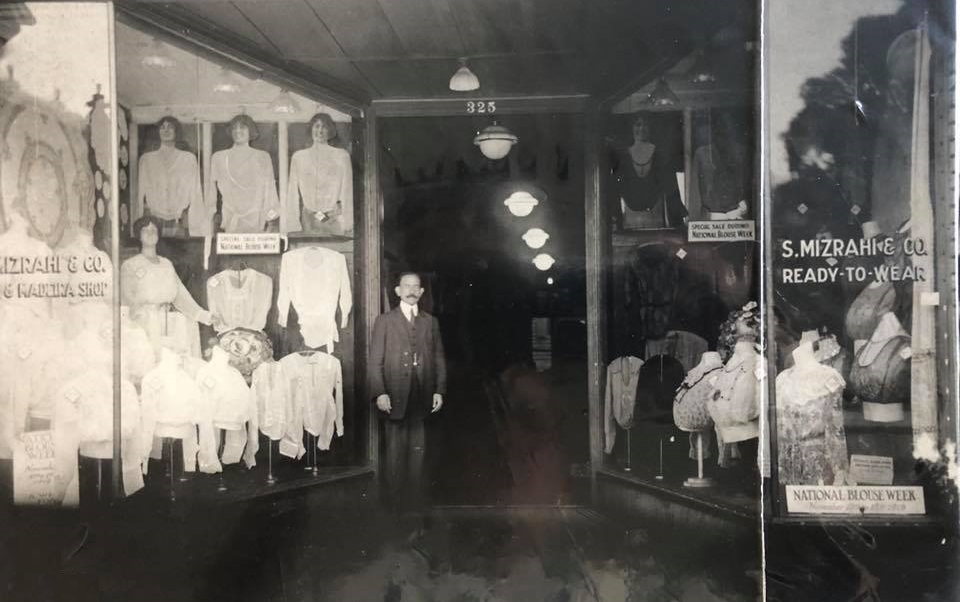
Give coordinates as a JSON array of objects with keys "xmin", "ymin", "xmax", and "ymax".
[
  {"xmin": 156, "ymin": 116, "xmax": 182, "ymax": 145},
  {"xmin": 132, "ymin": 215, "xmax": 162, "ymax": 251},
  {"xmin": 227, "ymin": 114, "xmax": 259, "ymax": 145},
  {"xmin": 308, "ymin": 113, "xmax": 337, "ymax": 145},
  {"xmin": 631, "ymin": 115, "xmax": 651, "ymax": 144}
]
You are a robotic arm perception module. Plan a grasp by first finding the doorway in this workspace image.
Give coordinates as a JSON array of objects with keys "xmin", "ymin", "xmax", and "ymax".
[{"xmin": 379, "ymin": 113, "xmax": 588, "ymax": 505}]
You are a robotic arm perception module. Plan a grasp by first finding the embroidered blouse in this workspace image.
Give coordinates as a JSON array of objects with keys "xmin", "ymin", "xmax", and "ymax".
[
  {"xmin": 137, "ymin": 147, "xmax": 210, "ymax": 235},
  {"xmin": 207, "ymin": 268, "xmax": 273, "ymax": 333},
  {"xmin": 673, "ymin": 351, "xmax": 723, "ymax": 432},
  {"xmin": 276, "ymin": 246, "xmax": 352, "ymax": 351},
  {"xmin": 603, "ymin": 356, "xmax": 643, "ymax": 453},
  {"xmin": 776, "ymin": 346, "xmax": 848, "ymax": 486},
  {"xmin": 284, "ymin": 144, "xmax": 354, "ymax": 234},
  {"xmin": 207, "ymin": 146, "xmax": 280, "ymax": 233}
]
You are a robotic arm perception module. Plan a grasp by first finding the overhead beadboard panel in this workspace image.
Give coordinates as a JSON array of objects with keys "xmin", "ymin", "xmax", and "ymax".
[
  {"xmin": 375, "ymin": 0, "xmax": 463, "ymax": 57},
  {"xmin": 175, "ymin": 0, "xmax": 274, "ymax": 53},
  {"xmin": 446, "ymin": 0, "xmax": 524, "ymax": 55},
  {"xmin": 302, "ymin": 0, "xmax": 405, "ymax": 58},
  {"xmin": 119, "ymin": 0, "xmax": 754, "ymax": 103},
  {"xmin": 231, "ymin": 0, "xmax": 345, "ymax": 59}
]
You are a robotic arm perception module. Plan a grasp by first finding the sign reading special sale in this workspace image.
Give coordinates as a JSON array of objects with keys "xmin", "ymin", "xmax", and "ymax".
[
  {"xmin": 217, "ymin": 233, "xmax": 281, "ymax": 255},
  {"xmin": 688, "ymin": 220, "xmax": 756, "ymax": 242},
  {"xmin": 786, "ymin": 485, "xmax": 925, "ymax": 515}
]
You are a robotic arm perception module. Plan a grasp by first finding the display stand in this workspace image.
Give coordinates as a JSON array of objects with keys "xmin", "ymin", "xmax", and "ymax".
[
  {"xmin": 655, "ymin": 438, "xmax": 664, "ymax": 480},
  {"xmin": 216, "ymin": 431, "xmax": 227, "ymax": 492},
  {"xmin": 266, "ymin": 441, "xmax": 276, "ymax": 485},
  {"xmin": 165, "ymin": 438, "xmax": 176, "ymax": 502},
  {"xmin": 683, "ymin": 432, "xmax": 714, "ymax": 488},
  {"xmin": 624, "ymin": 430, "xmax": 632, "ymax": 472}
]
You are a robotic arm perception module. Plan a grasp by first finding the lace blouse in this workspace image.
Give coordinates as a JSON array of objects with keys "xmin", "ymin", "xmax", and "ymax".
[{"xmin": 776, "ymin": 359, "xmax": 848, "ymax": 485}]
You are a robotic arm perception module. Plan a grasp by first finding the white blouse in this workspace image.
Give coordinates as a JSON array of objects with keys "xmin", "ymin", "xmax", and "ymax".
[
  {"xmin": 284, "ymin": 144, "xmax": 353, "ymax": 234},
  {"xmin": 207, "ymin": 146, "xmax": 280, "ymax": 233}
]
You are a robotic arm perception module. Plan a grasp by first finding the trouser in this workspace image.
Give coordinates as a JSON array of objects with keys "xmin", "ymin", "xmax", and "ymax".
[
  {"xmin": 383, "ymin": 417, "xmax": 427, "ymax": 512},
  {"xmin": 383, "ymin": 374, "xmax": 428, "ymax": 511}
]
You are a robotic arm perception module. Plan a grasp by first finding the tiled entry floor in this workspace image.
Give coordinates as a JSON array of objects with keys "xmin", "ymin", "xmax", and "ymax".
[{"xmin": 1, "ymin": 503, "xmax": 759, "ymax": 601}]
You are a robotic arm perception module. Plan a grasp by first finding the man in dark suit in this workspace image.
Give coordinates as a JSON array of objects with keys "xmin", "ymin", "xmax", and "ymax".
[{"xmin": 370, "ymin": 271, "xmax": 446, "ymax": 512}]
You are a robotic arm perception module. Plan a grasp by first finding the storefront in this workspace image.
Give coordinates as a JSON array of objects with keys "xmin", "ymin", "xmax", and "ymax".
[{"xmin": 0, "ymin": 1, "xmax": 957, "ymax": 599}]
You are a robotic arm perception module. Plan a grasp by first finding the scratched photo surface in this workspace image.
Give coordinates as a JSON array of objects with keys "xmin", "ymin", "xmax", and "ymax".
[{"xmin": 0, "ymin": 1, "xmax": 957, "ymax": 602}]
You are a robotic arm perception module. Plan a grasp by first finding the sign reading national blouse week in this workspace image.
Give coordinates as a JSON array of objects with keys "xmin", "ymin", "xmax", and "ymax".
[
  {"xmin": 786, "ymin": 485, "xmax": 925, "ymax": 515},
  {"xmin": 217, "ymin": 232, "xmax": 281, "ymax": 255},
  {"xmin": 778, "ymin": 236, "xmax": 928, "ymax": 284}
]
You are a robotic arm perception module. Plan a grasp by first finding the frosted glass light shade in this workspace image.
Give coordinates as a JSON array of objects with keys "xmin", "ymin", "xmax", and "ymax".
[
  {"xmin": 522, "ymin": 227, "xmax": 550, "ymax": 249},
  {"xmin": 532, "ymin": 253, "xmax": 555, "ymax": 271},
  {"xmin": 504, "ymin": 192, "xmax": 539, "ymax": 217},
  {"xmin": 449, "ymin": 63, "xmax": 480, "ymax": 92},
  {"xmin": 474, "ymin": 124, "xmax": 518, "ymax": 160}
]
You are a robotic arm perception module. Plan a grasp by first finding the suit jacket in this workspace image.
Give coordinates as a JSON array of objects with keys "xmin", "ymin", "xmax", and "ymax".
[{"xmin": 369, "ymin": 306, "xmax": 446, "ymax": 420}]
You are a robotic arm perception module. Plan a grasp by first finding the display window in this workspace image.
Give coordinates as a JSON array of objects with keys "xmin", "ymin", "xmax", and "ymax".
[
  {"xmin": 0, "ymin": 2, "xmax": 117, "ymax": 507},
  {"xmin": 111, "ymin": 22, "xmax": 366, "ymax": 504},
  {"xmin": 765, "ymin": 1, "xmax": 958, "ymax": 520},
  {"xmin": 597, "ymin": 32, "xmax": 761, "ymax": 514}
]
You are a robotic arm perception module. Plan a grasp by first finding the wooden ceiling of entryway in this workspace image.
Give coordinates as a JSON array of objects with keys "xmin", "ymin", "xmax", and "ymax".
[{"xmin": 117, "ymin": 0, "xmax": 754, "ymax": 106}]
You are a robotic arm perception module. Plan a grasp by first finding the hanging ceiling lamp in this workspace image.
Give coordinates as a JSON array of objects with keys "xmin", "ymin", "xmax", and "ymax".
[
  {"xmin": 141, "ymin": 37, "xmax": 175, "ymax": 69},
  {"xmin": 504, "ymin": 191, "xmax": 539, "ymax": 217},
  {"xmin": 522, "ymin": 227, "xmax": 550, "ymax": 249},
  {"xmin": 474, "ymin": 122, "xmax": 518, "ymax": 160},
  {"xmin": 642, "ymin": 78, "xmax": 679, "ymax": 107},
  {"xmin": 213, "ymin": 66, "xmax": 241, "ymax": 94},
  {"xmin": 688, "ymin": 50, "xmax": 718, "ymax": 84},
  {"xmin": 449, "ymin": 58, "xmax": 480, "ymax": 92},
  {"xmin": 532, "ymin": 253, "xmax": 555, "ymax": 271},
  {"xmin": 268, "ymin": 89, "xmax": 301, "ymax": 114}
]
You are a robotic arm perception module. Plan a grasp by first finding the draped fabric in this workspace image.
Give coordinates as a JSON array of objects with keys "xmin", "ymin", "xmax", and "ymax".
[{"xmin": 905, "ymin": 26, "xmax": 938, "ymax": 450}]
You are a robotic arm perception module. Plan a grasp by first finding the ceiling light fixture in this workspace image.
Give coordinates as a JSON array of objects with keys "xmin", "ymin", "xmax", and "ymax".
[
  {"xmin": 522, "ymin": 227, "xmax": 550, "ymax": 249},
  {"xmin": 642, "ymin": 78, "xmax": 679, "ymax": 107},
  {"xmin": 213, "ymin": 66, "xmax": 242, "ymax": 93},
  {"xmin": 474, "ymin": 122, "xmax": 517, "ymax": 160},
  {"xmin": 504, "ymin": 191, "xmax": 539, "ymax": 217},
  {"xmin": 449, "ymin": 58, "xmax": 480, "ymax": 92},
  {"xmin": 532, "ymin": 253, "xmax": 555, "ymax": 271},
  {"xmin": 141, "ymin": 37, "xmax": 175, "ymax": 69},
  {"xmin": 268, "ymin": 89, "xmax": 301, "ymax": 114},
  {"xmin": 688, "ymin": 51, "xmax": 718, "ymax": 84}
]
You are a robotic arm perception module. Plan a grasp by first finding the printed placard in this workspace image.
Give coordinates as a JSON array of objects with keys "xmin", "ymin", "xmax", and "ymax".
[
  {"xmin": 216, "ymin": 233, "xmax": 281, "ymax": 255},
  {"xmin": 849, "ymin": 455, "xmax": 895, "ymax": 485},
  {"xmin": 786, "ymin": 485, "xmax": 925, "ymax": 515},
  {"xmin": 687, "ymin": 220, "xmax": 755, "ymax": 242},
  {"xmin": 13, "ymin": 431, "xmax": 64, "ymax": 506}
]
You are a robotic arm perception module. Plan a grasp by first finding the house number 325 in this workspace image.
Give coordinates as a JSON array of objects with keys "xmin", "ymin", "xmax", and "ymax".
[{"xmin": 466, "ymin": 101, "xmax": 496, "ymax": 114}]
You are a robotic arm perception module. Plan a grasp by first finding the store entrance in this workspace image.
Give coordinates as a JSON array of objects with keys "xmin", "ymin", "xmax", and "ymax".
[{"xmin": 379, "ymin": 114, "xmax": 588, "ymax": 506}]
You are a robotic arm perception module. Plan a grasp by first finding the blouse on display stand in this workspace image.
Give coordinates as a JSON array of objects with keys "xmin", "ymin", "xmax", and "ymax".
[
  {"xmin": 136, "ymin": 117, "xmax": 210, "ymax": 237},
  {"xmin": 207, "ymin": 115, "xmax": 280, "ymax": 233},
  {"xmin": 776, "ymin": 341, "xmax": 849, "ymax": 485},
  {"xmin": 849, "ymin": 311, "xmax": 912, "ymax": 423},
  {"xmin": 284, "ymin": 113, "xmax": 353, "ymax": 236}
]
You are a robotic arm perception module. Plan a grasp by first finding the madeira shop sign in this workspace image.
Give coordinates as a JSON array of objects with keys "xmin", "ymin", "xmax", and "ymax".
[{"xmin": 786, "ymin": 485, "xmax": 926, "ymax": 515}]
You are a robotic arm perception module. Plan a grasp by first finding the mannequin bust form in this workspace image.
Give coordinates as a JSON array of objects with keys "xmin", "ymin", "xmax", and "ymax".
[{"xmin": 850, "ymin": 311, "xmax": 912, "ymax": 422}]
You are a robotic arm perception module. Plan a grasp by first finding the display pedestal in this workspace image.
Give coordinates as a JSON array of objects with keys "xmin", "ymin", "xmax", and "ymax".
[{"xmin": 683, "ymin": 431, "xmax": 714, "ymax": 488}]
